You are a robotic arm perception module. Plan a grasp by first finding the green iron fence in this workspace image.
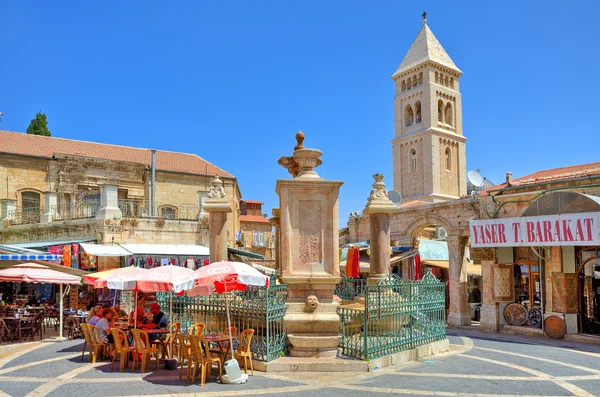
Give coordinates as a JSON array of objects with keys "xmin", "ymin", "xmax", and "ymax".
[
  {"xmin": 334, "ymin": 273, "xmax": 367, "ymax": 301},
  {"xmin": 157, "ymin": 282, "xmax": 288, "ymax": 362},
  {"xmin": 338, "ymin": 270, "xmax": 446, "ymax": 360}
]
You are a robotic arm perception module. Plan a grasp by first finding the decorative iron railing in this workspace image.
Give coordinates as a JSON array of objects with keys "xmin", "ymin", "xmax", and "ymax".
[
  {"xmin": 51, "ymin": 200, "xmax": 101, "ymax": 221},
  {"xmin": 6, "ymin": 206, "xmax": 43, "ymax": 225},
  {"xmin": 335, "ymin": 273, "xmax": 367, "ymax": 301},
  {"xmin": 118, "ymin": 200, "xmax": 200, "ymax": 221},
  {"xmin": 338, "ymin": 270, "xmax": 446, "ymax": 361},
  {"xmin": 157, "ymin": 282, "xmax": 288, "ymax": 362}
]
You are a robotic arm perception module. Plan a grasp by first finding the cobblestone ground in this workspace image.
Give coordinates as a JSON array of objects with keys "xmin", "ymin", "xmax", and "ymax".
[{"xmin": 0, "ymin": 329, "xmax": 599, "ymax": 397}]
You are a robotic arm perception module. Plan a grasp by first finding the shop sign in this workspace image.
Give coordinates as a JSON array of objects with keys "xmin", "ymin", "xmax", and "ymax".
[{"xmin": 470, "ymin": 212, "xmax": 600, "ymax": 247}]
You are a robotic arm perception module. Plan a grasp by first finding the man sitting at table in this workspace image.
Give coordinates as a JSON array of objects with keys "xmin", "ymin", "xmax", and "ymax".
[
  {"xmin": 88, "ymin": 305, "xmax": 103, "ymax": 326},
  {"xmin": 112, "ymin": 304, "xmax": 127, "ymax": 318},
  {"xmin": 94, "ymin": 308, "xmax": 114, "ymax": 345},
  {"xmin": 145, "ymin": 303, "xmax": 168, "ymax": 342}
]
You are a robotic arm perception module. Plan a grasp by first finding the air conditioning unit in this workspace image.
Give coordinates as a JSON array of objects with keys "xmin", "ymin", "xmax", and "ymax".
[{"xmin": 435, "ymin": 227, "xmax": 448, "ymax": 240}]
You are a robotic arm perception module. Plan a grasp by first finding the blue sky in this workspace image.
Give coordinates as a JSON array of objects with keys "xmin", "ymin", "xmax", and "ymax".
[{"xmin": 1, "ymin": 1, "xmax": 599, "ymax": 223}]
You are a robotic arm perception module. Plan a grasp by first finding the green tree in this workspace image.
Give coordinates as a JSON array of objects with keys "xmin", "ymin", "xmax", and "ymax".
[{"xmin": 26, "ymin": 111, "xmax": 51, "ymax": 136}]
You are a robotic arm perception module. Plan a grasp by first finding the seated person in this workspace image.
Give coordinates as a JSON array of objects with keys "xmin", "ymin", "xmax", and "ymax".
[
  {"xmin": 94, "ymin": 308, "xmax": 114, "ymax": 345},
  {"xmin": 88, "ymin": 305, "xmax": 104, "ymax": 326},
  {"xmin": 112, "ymin": 304, "xmax": 127, "ymax": 318},
  {"xmin": 146, "ymin": 303, "xmax": 168, "ymax": 341},
  {"xmin": 130, "ymin": 306, "xmax": 151, "ymax": 328}
]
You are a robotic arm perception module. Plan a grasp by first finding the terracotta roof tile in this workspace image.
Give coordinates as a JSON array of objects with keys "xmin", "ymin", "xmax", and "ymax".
[
  {"xmin": 511, "ymin": 162, "xmax": 600, "ymax": 186},
  {"xmin": 241, "ymin": 200, "xmax": 263, "ymax": 204},
  {"xmin": 240, "ymin": 215, "xmax": 271, "ymax": 224},
  {"xmin": 0, "ymin": 130, "xmax": 234, "ymax": 178}
]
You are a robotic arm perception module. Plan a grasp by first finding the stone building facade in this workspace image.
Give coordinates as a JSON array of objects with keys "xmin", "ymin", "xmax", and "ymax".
[
  {"xmin": 0, "ymin": 131, "xmax": 241, "ymax": 269},
  {"xmin": 237, "ymin": 200, "xmax": 274, "ymax": 259},
  {"xmin": 348, "ymin": 18, "xmax": 600, "ymax": 338}
]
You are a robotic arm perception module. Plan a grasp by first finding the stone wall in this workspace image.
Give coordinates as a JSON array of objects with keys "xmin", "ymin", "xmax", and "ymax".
[{"xmin": 239, "ymin": 220, "xmax": 273, "ymax": 259}]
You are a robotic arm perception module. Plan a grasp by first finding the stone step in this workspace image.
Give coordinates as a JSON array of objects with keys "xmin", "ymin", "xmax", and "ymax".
[{"xmin": 254, "ymin": 357, "xmax": 369, "ymax": 372}]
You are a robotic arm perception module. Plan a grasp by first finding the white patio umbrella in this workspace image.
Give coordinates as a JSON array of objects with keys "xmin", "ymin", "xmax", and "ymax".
[
  {"xmin": 0, "ymin": 263, "xmax": 81, "ymax": 340},
  {"xmin": 173, "ymin": 261, "xmax": 270, "ymax": 362}
]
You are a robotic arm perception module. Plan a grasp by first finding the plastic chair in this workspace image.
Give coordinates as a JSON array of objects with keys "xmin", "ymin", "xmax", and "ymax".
[
  {"xmin": 210, "ymin": 326, "xmax": 237, "ymax": 360},
  {"xmin": 87, "ymin": 325, "xmax": 106, "ymax": 363},
  {"xmin": 234, "ymin": 329, "xmax": 254, "ymax": 375},
  {"xmin": 201, "ymin": 337, "xmax": 223, "ymax": 383},
  {"xmin": 154, "ymin": 322, "xmax": 181, "ymax": 360},
  {"xmin": 131, "ymin": 329, "xmax": 159, "ymax": 373},
  {"xmin": 175, "ymin": 333, "xmax": 189, "ymax": 365},
  {"xmin": 189, "ymin": 322, "xmax": 205, "ymax": 336},
  {"xmin": 180, "ymin": 334, "xmax": 202, "ymax": 383},
  {"xmin": 80, "ymin": 324, "xmax": 93, "ymax": 362},
  {"xmin": 186, "ymin": 334, "xmax": 210, "ymax": 385},
  {"xmin": 111, "ymin": 328, "xmax": 135, "ymax": 372}
]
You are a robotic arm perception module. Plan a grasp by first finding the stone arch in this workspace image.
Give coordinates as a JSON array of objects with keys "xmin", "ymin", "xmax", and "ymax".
[
  {"xmin": 401, "ymin": 80, "xmax": 406, "ymax": 91},
  {"xmin": 407, "ymin": 78, "xmax": 412, "ymax": 90},
  {"xmin": 445, "ymin": 102, "xmax": 453, "ymax": 126},
  {"xmin": 418, "ymin": 72, "xmax": 423, "ymax": 85},
  {"xmin": 405, "ymin": 104, "xmax": 414, "ymax": 126},
  {"xmin": 438, "ymin": 99, "xmax": 444, "ymax": 123},
  {"xmin": 404, "ymin": 214, "xmax": 455, "ymax": 240},
  {"xmin": 412, "ymin": 75, "xmax": 418, "ymax": 87},
  {"xmin": 435, "ymin": 72, "xmax": 439, "ymax": 83},
  {"xmin": 415, "ymin": 101, "xmax": 422, "ymax": 123},
  {"xmin": 445, "ymin": 147, "xmax": 452, "ymax": 171},
  {"xmin": 450, "ymin": 77, "xmax": 454, "ymax": 89}
]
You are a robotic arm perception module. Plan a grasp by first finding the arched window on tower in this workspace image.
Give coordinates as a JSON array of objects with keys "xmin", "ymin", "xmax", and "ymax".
[
  {"xmin": 438, "ymin": 100, "xmax": 444, "ymax": 123},
  {"xmin": 401, "ymin": 80, "xmax": 406, "ymax": 91},
  {"xmin": 407, "ymin": 78, "xmax": 412, "ymax": 90},
  {"xmin": 435, "ymin": 72, "xmax": 439, "ymax": 83},
  {"xmin": 413, "ymin": 75, "xmax": 417, "ymax": 87},
  {"xmin": 415, "ymin": 101, "xmax": 421, "ymax": 123},
  {"xmin": 439, "ymin": 73, "xmax": 444, "ymax": 85},
  {"xmin": 405, "ymin": 105, "xmax": 414, "ymax": 126},
  {"xmin": 418, "ymin": 72, "xmax": 423, "ymax": 85},
  {"xmin": 450, "ymin": 78, "xmax": 454, "ymax": 89},
  {"xmin": 445, "ymin": 76, "xmax": 449, "ymax": 86},
  {"xmin": 445, "ymin": 102, "xmax": 453, "ymax": 126},
  {"xmin": 410, "ymin": 149, "xmax": 417, "ymax": 172},
  {"xmin": 445, "ymin": 147, "xmax": 452, "ymax": 171}
]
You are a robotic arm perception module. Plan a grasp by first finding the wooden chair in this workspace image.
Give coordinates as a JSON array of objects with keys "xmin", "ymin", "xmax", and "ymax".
[
  {"xmin": 0, "ymin": 318, "xmax": 13, "ymax": 342},
  {"xmin": 234, "ymin": 329, "xmax": 254, "ymax": 375},
  {"xmin": 189, "ymin": 322, "xmax": 205, "ymax": 336},
  {"xmin": 80, "ymin": 324, "xmax": 93, "ymax": 362},
  {"xmin": 88, "ymin": 325, "xmax": 107, "ymax": 363},
  {"xmin": 20, "ymin": 318, "xmax": 36, "ymax": 342},
  {"xmin": 111, "ymin": 328, "xmax": 135, "ymax": 372},
  {"xmin": 131, "ymin": 329, "xmax": 159, "ymax": 373},
  {"xmin": 200, "ymin": 337, "xmax": 222, "ymax": 383}
]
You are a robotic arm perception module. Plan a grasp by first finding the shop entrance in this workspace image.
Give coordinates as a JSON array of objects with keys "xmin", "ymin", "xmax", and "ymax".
[{"xmin": 578, "ymin": 248, "xmax": 600, "ymax": 335}]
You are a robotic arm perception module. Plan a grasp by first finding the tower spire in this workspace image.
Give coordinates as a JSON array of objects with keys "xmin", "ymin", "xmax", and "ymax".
[{"xmin": 422, "ymin": 11, "xmax": 427, "ymax": 24}]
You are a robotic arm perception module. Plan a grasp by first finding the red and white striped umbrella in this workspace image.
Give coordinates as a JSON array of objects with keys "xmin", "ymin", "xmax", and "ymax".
[
  {"xmin": 173, "ymin": 261, "xmax": 269, "ymax": 295},
  {"xmin": 0, "ymin": 263, "xmax": 81, "ymax": 284}
]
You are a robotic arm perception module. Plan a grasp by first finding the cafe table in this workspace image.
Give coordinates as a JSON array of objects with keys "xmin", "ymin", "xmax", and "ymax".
[
  {"xmin": 1, "ymin": 316, "xmax": 35, "ymax": 343},
  {"xmin": 204, "ymin": 334, "xmax": 236, "ymax": 360}
]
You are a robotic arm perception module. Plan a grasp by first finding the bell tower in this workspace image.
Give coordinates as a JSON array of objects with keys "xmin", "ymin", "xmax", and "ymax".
[{"xmin": 391, "ymin": 16, "xmax": 467, "ymax": 203}]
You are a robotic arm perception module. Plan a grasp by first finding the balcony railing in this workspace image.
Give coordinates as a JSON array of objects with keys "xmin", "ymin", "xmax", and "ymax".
[
  {"xmin": 6, "ymin": 206, "xmax": 44, "ymax": 225},
  {"xmin": 118, "ymin": 200, "xmax": 201, "ymax": 221},
  {"xmin": 51, "ymin": 201, "xmax": 101, "ymax": 221}
]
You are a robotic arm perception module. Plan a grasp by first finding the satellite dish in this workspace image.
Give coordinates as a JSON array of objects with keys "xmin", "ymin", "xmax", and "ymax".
[
  {"xmin": 467, "ymin": 170, "xmax": 484, "ymax": 187},
  {"xmin": 388, "ymin": 190, "xmax": 402, "ymax": 206}
]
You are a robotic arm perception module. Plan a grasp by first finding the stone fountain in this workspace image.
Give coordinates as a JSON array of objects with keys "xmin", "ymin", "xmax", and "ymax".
[{"xmin": 276, "ymin": 132, "xmax": 343, "ymax": 358}]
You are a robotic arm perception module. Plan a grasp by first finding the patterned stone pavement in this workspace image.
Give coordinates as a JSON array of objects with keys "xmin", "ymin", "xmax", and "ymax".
[{"xmin": 1, "ymin": 330, "xmax": 599, "ymax": 397}]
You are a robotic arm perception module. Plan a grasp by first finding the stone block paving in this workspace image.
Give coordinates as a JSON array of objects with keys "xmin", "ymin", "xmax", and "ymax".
[{"xmin": 0, "ymin": 332, "xmax": 599, "ymax": 397}]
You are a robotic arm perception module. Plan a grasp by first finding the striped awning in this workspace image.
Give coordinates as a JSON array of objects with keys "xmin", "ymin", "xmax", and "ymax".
[{"xmin": 0, "ymin": 254, "xmax": 63, "ymax": 261}]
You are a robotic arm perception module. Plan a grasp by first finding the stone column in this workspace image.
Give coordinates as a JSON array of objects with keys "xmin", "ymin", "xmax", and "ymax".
[
  {"xmin": 95, "ymin": 184, "xmax": 122, "ymax": 220},
  {"xmin": 447, "ymin": 236, "xmax": 471, "ymax": 326},
  {"xmin": 203, "ymin": 177, "xmax": 232, "ymax": 264},
  {"xmin": 278, "ymin": 132, "xmax": 343, "ymax": 358},
  {"xmin": 0, "ymin": 199, "xmax": 16, "ymax": 219},
  {"xmin": 479, "ymin": 259, "xmax": 498, "ymax": 332},
  {"xmin": 363, "ymin": 174, "xmax": 397, "ymax": 285},
  {"xmin": 40, "ymin": 192, "xmax": 58, "ymax": 223},
  {"xmin": 269, "ymin": 208, "xmax": 281, "ymax": 276}
]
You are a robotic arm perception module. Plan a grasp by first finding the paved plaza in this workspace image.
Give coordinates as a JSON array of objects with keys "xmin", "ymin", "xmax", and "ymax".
[{"xmin": 0, "ymin": 329, "xmax": 599, "ymax": 397}]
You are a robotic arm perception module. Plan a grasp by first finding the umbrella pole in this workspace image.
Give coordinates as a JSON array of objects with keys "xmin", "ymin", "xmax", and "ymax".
[
  {"xmin": 225, "ymin": 290, "xmax": 234, "ymax": 362},
  {"xmin": 169, "ymin": 291, "xmax": 173, "ymax": 358},
  {"xmin": 134, "ymin": 292, "xmax": 138, "ymax": 328},
  {"xmin": 59, "ymin": 284, "xmax": 64, "ymax": 339}
]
